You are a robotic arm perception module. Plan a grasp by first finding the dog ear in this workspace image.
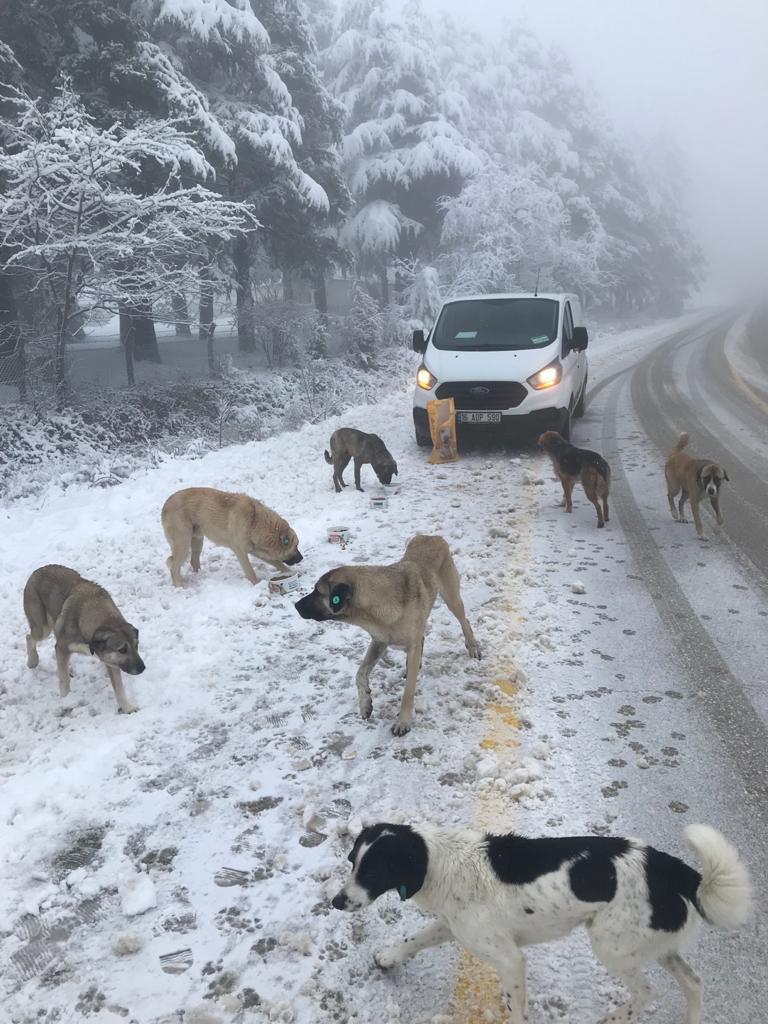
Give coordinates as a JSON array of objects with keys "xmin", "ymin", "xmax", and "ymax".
[
  {"xmin": 393, "ymin": 461, "xmax": 398, "ymax": 477},
  {"xmin": 329, "ymin": 582, "xmax": 352, "ymax": 613},
  {"xmin": 89, "ymin": 629, "xmax": 109, "ymax": 656},
  {"xmin": 129, "ymin": 624, "xmax": 139, "ymax": 643},
  {"xmin": 722, "ymin": 469, "xmax": 729, "ymax": 482}
]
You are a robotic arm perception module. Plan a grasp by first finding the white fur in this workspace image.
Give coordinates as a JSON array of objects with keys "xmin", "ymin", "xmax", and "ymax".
[
  {"xmin": 685, "ymin": 824, "xmax": 752, "ymax": 929},
  {"xmin": 355, "ymin": 824, "xmax": 750, "ymax": 1024}
]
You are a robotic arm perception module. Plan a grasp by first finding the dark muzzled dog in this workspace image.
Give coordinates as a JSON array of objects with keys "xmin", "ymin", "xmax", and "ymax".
[
  {"xmin": 664, "ymin": 433, "xmax": 729, "ymax": 539},
  {"xmin": 324, "ymin": 427, "xmax": 398, "ymax": 492},
  {"xmin": 332, "ymin": 821, "xmax": 751, "ymax": 1024},
  {"xmin": 23, "ymin": 564, "xmax": 145, "ymax": 714},
  {"xmin": 538, "ymin": 430, "xmax": 611, "ymax": 528},
  {"xmin": 294, "ymin": 535, "xmax": 480, "ymax": 735}
]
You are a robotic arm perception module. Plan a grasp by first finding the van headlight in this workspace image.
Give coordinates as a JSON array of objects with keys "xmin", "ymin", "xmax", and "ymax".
[
  {"xmin": 417, "ymin": 365, "xmax": 437, "ymax": 390},
  {"xmin": 527, "ymin": 361, "xmax": 562, "ymax": 390}
]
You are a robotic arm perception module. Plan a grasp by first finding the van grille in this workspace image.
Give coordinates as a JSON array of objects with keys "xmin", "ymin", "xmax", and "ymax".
[{"xmin": 435, "ymin": 381, "xmax": 527, "ymax": 410}]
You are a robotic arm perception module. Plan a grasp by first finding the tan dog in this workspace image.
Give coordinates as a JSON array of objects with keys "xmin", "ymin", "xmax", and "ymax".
[
  {"xmin": 324, "ymin": 428, "xmax": 398, "ymax": 493},
  {"xmin": 538, "ymin": 430, "xmax": 611, "ymax": 528},
  {"xmin": 665, "ymin": 433, "xmax": 728, "ymax": 539},
  {"xmin": 24, "ymin": 565, "xmax": 145, "ymax": 713},
  {"xmin": 294, "ymin": 535, "xmax": 480, "ymax": 735},
  {"xmin": 161, "ymin": 486, "xmax": 302, "ymax": 586}
]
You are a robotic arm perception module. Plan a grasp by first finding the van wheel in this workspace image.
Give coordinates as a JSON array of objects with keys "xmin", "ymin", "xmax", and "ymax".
[
  {"xmin": 560, "ymin": 409, "xmax": 572, "ymax": 440},
  {"xmin": 574, "ymin": 375, "xmax": 587, "ymax": 418},
  {"xmin": 415, "ymin": 429, "xmax": 431, "ymax": 448}
]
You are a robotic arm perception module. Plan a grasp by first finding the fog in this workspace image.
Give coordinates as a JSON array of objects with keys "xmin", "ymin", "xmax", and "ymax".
[{"xmin": 422, "ymin": 0, "xmax": 768, "ymax": 304}]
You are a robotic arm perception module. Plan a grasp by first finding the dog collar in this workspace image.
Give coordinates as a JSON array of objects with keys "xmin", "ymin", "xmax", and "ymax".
[{"xmin": 398, "ymin": 885, "xmax": 408, "ymax": 902}]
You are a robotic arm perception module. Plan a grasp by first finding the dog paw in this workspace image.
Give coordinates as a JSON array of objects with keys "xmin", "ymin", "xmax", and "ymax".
[
  {"xmin": 467, "ymin": 641, "xmax": 482, "ymax": 660},
  {"xmin": 359, "ymin": 698, "xmax": 373, "ymax": 720},
  {"xmin": 597, "ymin": 521, "xmax": 605, "ymax": 528},
  {"xmin": 391, "ymin": 720, "xmax": 411, "ymax": 737},
  {"xmin": 118, "ymin": 704, "xmax": 139, "ymax": 714},
  {"xmin": 374, "ymin": 947, "xmax": 400, "ymax": 970}
]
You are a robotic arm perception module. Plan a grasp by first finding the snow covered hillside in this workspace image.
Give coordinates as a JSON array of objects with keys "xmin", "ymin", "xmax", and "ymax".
[{"xmin": 0, "ymin": 310, "xmax": 757, "ymax": 1024}]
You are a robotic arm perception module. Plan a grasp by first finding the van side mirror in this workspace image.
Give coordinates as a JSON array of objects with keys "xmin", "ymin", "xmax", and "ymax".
[
  {"xmin": 572, "ymin": 326, "xmax": 588, "ymax": 351},
  {"xmin": 412, "ymin": 328, "xmax": 426, "ymax": 354}
]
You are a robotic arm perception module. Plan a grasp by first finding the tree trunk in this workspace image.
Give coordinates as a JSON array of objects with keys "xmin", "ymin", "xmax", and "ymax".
[
  {"xmin": 234, "ymin": 234, "xmax": 256, "ymax": 352},
  {"xmin": 134, "ymin": 301, "xmax": 161, "ymax": 362},
  {"xmin": 54, "ymin": 311, "xmax": 68, "ymax": 407},
  {"xmin": 119, "ymin": 299, "xmax": 160, "ymax": 363},
  {"xmin": 172, "ymin": 291, "xmax": 192, "ymax": 337},
  {"xmin": 282, "ymin": 265, "xmax": 295, "ymax": 302},
  {"xmin": 0, "ymin": 270, "xmax": 25, "ymax": 399},
  {"xmin": 199, "ymin": 267, "xmax": 216, "ymax": 376},
  {"xmin": 312, "ymin": 270, "xmax": 329, "ymax": 326},
  {"xmin": 119, "ymin": 304, "xmax": 136, "ymax": 386},
  {"xmin": 379, "ymin": 264, "xmax": 389, "ymax": 306}
]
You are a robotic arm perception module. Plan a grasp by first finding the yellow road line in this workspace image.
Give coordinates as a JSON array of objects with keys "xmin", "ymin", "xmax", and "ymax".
[{"xmin": 451, "ymin": 485, "xmax": 537, "ymax": 1023}]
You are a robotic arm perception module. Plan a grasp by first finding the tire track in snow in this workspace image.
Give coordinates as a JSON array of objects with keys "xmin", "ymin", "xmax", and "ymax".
[
  {"xmin": 631, "ymin": 317, "xmax": 768, "ymax": 579},
  {"xmin": 601, "ymin": 373, "xmax": 768, "ymax": 807}
]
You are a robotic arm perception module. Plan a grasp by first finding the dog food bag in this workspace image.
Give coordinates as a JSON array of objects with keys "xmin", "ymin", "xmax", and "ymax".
[{"xmin": 427, "ymin": 397, "xmax": 459, "ymax": 464}]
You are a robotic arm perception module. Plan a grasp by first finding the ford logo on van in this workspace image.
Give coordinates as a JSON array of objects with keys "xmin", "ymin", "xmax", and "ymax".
[{"xmin": 470, "ymin": 386, "xmax": 490, "ymax": 395}]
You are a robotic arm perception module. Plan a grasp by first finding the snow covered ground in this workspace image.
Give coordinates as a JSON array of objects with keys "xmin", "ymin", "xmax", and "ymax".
[{"xmin": 1, "ymin": 308, "xmax": 758, "ymax": 1024}]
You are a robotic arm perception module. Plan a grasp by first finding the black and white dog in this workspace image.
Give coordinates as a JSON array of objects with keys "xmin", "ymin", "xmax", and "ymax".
[{"xmin": 332, "ymin": 823, "xmax": 751, "ymax": 1023}]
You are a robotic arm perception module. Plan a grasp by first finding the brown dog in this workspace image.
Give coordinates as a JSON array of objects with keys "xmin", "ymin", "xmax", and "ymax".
[
  {"xmin": 538, "ymin": 431, "xmax": 611, "ymax": 528},
  {"xmin": 665, "ymin": 433, "xmax": 728, "ymax": 539},
  {"xmin": 161, "ymin": 487, "xmax": 302, "ymax": 586},
  {"xmin": 324, "ymin": 428, "xmax": 398, "ymax": 492},
  {"xmin": 24, "ymin": 565, "xmax": 145, "ymax": 713},
  {"xmin": 294, "ymin": 535, "xmax": 480, "ymax": 735}
]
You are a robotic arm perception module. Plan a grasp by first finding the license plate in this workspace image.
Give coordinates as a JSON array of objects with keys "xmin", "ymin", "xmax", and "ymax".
[{"xmin": 458, "ymin": 411, "xmax": 501, "ymax": 424}]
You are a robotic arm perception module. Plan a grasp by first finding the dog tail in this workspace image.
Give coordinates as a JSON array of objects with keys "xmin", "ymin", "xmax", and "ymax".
[
  {"xmin": 324, "ymin": 450, "xmax": 333, "ymax": 464},
  {"xmin": 593, "ymin": 454, "xmax": 611, "ymax": 482},
  {"xmin": 672, "ymin": 432, "xmax": 689, "ymax": 453},
  {"xmin": 686, "ymin": 824, "xmax": 751, "ymax": 929}
]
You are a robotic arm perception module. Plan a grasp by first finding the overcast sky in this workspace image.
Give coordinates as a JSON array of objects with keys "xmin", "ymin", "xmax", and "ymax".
[{"xmin": 420, "ymin": 0, "xmax": 768, "ymax": 301}]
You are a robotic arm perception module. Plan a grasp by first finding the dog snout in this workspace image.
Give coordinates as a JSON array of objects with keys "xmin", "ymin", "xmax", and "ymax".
[
  {"xmin": 128, "ymin": 657, "xmax": 146, "ymax": 675},
  {"xmin": 707, "ymin": 485, "xmax": 717, "ymax": 496},
  {"xmin": 285, "ymin": 549, "xmax": 303, "ymax": 565},
  {"xmin": 295, "ymin": 593, "xmax": 322, "ymax": 620},
  {"xmin": 331, "ymin": 891, "xmax": 349, "ymax": 911}
]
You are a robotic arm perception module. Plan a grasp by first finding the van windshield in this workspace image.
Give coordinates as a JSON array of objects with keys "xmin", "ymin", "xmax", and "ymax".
[{"xmin": 432, "ymin": 298, "xmax": 560, "ymax": 351}]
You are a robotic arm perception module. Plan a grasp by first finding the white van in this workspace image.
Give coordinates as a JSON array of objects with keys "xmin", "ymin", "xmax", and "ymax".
[{"xmin": 412, "ymin": 292, "xmax": 589, "ymax": 445}]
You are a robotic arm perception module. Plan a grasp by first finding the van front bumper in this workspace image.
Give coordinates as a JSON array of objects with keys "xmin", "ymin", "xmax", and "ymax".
[{"xmin": 413, "ymin": 405, "xmax": 565, "ymax": 438}]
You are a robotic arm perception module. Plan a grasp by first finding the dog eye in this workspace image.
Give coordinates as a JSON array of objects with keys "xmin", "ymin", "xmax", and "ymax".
[
  {"xmin": 119, "ymin": 644, "xmax": 128, "ymax": 654},
  {"xmin": 282, "ymin": 536, "xmax": 290, "ymax": 546},
  {"xmin": 331, "ymin": 594, "xmax": 341, "ymax": 607}
]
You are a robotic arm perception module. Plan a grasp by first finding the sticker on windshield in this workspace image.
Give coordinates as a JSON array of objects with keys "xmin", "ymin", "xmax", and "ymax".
[
  {"xmin": 531, "ymin": 335, "xmax": 549, "ymax": 344},
  {"xmin": 455, "ymin": 331, "xmax": 477, "ymax": 339}
]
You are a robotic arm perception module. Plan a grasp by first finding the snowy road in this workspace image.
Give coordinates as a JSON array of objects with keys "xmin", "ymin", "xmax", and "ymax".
[{"xmin": 1, "ymin": 311, "xmax": 766, "ymax": 1023}]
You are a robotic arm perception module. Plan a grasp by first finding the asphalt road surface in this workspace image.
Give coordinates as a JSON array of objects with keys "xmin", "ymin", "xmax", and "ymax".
[{"xmin": 530, "ymin": 309, "xmax": 768, "ymax": 1023}]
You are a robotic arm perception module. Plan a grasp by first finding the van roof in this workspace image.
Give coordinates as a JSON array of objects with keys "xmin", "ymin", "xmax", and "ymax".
[{"xmin": 441, "ymin": 292, "xmax": 574, "ymax": 303}]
